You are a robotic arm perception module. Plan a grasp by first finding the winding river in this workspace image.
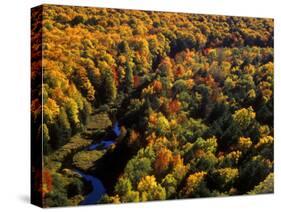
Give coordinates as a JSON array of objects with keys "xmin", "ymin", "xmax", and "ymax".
[{"xmin": 76, "ymin": 122, "xmax": 121, "ymax": 205}]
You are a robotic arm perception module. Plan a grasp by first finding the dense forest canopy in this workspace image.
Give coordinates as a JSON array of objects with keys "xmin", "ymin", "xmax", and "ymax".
[{"xmin": 31, "ymin": 5, "xmax": 273, "ymax": 207}]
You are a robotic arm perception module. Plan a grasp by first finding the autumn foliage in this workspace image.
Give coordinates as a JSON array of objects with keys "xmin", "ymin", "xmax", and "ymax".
[{"xmin": 31, "ymin": 5, "xmax": 274, "ymax": 207}]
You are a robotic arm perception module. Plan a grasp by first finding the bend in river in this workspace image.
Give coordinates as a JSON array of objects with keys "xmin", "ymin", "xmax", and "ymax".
[{"xmin": 75, "ymin": 121, "xmax": 120, "ymax": 205}]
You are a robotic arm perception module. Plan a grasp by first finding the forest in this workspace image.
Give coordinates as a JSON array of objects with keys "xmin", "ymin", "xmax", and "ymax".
[{"xmin": 31, "ymin": 5, "xmax": 274, "ymax": 207}]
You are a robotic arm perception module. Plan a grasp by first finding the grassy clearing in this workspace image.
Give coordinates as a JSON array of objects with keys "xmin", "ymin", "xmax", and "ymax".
[
  {"xmin": 50, "ymin": 134, "xmax": 92, "ymax": 162},
  {"xmin": 73, "ymin": 150, "xmax": 105, "ymax": 171},
  {"xmin": 86, "ymin": 113, "xmax": 112, "ymax": 130}
]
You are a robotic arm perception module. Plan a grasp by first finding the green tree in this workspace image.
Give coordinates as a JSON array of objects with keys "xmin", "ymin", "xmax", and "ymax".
[
  {"xmin": 125, "ymin": 61, "xmax": 134, "ymax": 92},
  {"xmin": 64, "ymin": 98, "xmax": 80, "ymax": 131},
  {"xmin": 41, "ymin": 124, "xmax": 51, "ymax": 154},
  {"xmin": 161, "ymin": 174, "xmax": 177, "ymax": 198},
  {"xmin": 238, "ymin": 156, "xmax": 272, "ymax": 192},
  {"xmin": 104, "ymin": 71, "xmax": 117, "ymax": 103},
  {"xmin": 57, "ymin": 107, "xmax": 72, "ymax": 145},
  {"xmin": 71, "ymin": 15, "xmax": 85, "ymax": 26},
  {"xmin": 124, "ymin": 157, "xmax": 152, "ymax": 185},
  {"xmin": 232, "ymin": 106, "xmax": 256, "ymax": 130},
  {"xmin": 115, "ymin": 177, "xmax": 132, "ymax": 197},
  {"xmin": 248, "ymin": 173, "xmax": 274, "ymax": 194},
  {"xmin": 114, "ymin": 177, "xmax": 140, "ymax": 202},
  {"xmin": 155, "ymin": 113, "xmax": 170, "ymax": 136},
  {"xmin": 210, "ymin": 168, "xmax": 239, "ymax": 191}
]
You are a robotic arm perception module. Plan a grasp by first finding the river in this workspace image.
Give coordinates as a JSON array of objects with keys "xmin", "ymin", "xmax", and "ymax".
[{"xmin": 76, "ymin": 122, "xmax": 120, "ymax": 205}]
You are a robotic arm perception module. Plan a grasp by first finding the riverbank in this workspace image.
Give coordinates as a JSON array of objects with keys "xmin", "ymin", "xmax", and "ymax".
[
  {"xmin": 43, "ymin": 113, "xmax": 115, "ymax": 206},
  {"xmin": 74, "ymin": 121, "xmax": 120, "ymax": 205}
]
